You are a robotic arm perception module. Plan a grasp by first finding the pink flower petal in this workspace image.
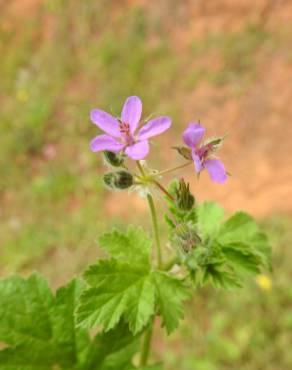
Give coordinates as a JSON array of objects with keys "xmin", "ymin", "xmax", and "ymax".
[
  {"xmin": 183, "ymin": 123, "xmax": 205, "ymax": 148},
  {"xmin": 138, "ymin": 116, "xmax": 171, "ymax": 140},
  {"xmin": 90, "ymin": 109, "xmax": 120, "ymax": 137},
  {"xmin": 192, "ymin": 151, "xmax": 203, "ymax": 173},
  {"xmin": 125, "ymin": 140, "xmax": 149, "ymax": 160},
  {"xmin": 121, "ymin": 96, "xmax": 142, "ymax": 133},
  {"xmin": 90, "ymin": 134, "xmax": 124, "ymax": 153},
  {"xmin": 204, "ymin": 159, "xmax": 227, "ymax": 184}
]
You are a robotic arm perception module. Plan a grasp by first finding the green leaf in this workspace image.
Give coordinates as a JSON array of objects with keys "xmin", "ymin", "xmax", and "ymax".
[
  {"xmin": 76, "ymin": 259, "xmax": 156, "ymax": 334},
  {"xmin": 152, "ymin": 271, "xmax": 191, "ymax": 334},
  {"xmin": 218, "ymin": 212, "xmax": 259, "ymax": 244},
  {"xmin": 0, "ymin": 274, "xmax": 86, "ymax": 369},
  {"xmin": 202, "ymin": 265, "xmax": 241, "ymax": 289},
  {"xmin": 218, "ymin": 212, "xmax": 271, "ymax": 268},
  {"xmin": 0, "ymin": 273, "xmax": 53, "ymax": 346},
  {"xmin": 83, "ymin": 322, "xmax": 139, "ymax": 370},
  {"xmin": 196, "ymin": 202, "xmax": 224, "ymax": 241},
  {"xmin": 222, "ymin": 245, "xmax": 261, "ymax": 274},
  {"xmin": 0, "ymin": 274, "xmax": 140, "ymax": 370},
  {"xmin": 99, "ymin": 226, "xmax": 152, "ymax": 265},
  {"xmin": 185, "ymin": 206, "xmax": 271, "ymax": 289}
]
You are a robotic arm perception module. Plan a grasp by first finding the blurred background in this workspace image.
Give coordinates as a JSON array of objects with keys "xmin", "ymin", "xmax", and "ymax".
[{"xmin": 1, "ymin": 0, "xmax": 292, "ymax": 369}]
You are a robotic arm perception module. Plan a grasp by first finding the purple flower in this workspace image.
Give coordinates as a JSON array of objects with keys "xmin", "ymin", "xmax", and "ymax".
[
  {"xmin": 90, "ymin": 96, "xmax": 171, "ymax": 160},
  {"xmin": 182, "ymin": 123, "xmax": 227, "ymax": 184}
]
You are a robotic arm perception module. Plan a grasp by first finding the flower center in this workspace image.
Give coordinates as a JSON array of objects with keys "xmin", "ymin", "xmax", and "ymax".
[
  {"xmin": 119, "ymin": 121, "xmax": 134, "ymax": 145},
  {"xmin": 197, "ymin": 143, "xmax": 213, "ymax": 161}
]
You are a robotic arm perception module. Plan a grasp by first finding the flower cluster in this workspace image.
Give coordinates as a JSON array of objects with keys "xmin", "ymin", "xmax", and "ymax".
[{"xmin": 90, "ymin": 95, "xmax": 227, "ymax": 184}]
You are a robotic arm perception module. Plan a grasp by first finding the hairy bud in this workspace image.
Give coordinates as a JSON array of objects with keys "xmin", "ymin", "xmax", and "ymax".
[
  {"xmin": 175, "ymin": 178, "xmax": 195, "ymax": 211},
  {"xmin": 103, "ymin": 151, "xmax": 124, "ymax": 167},
  {"xmin": 103, "ymin": 171, "xmax": 133, "ymax": 190},
  {"xmin": 174, "ymin": 222, "xmax": 201, "ymax": 254}
]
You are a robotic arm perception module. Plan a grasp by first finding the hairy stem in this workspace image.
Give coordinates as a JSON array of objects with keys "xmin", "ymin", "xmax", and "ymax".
[
  {"xmin": 136, "ymin": 160, "xmax": 146, "ymax": 177},
  {"xmin": 139, "ymin": 322, "xmax": 154, "ymax": 367},
  {"xmin": 147, "ymin": 193, "xmax": 162, "ymax": 268},
  {"xmin": 156, "ymin": 161, "xmax": 192, "ymax": 176},
  {"xmin": 135, "ymin": 161, "xmax": 163, "ymax": 365},
  {"xmin": 153, "ymin": 180, "xmax": 174, "ymax": 201},
  {"xmin": 136, "ymin": 161, "xmax": 163, "ymax": 268}
]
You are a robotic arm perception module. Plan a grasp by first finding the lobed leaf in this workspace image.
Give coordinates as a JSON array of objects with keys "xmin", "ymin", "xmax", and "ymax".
[
  {"xmin": 77, "ymin": 249, "xmax": 191, "ymax": 336},
  {"xmin": 152, "ymin": 272, "xmax": 191, "ymax": 334},
  {"xmin": 76, "ymin": 259, "xmax": 156, "ymax": 335},
  {"xmin": 0, "ymin": 274, "xmax": 86, "ymax": 369},
  {"xmin": 196, "ymin": 202, "xmax": 224, "ymax": 242},
  {"xmin": 218, "ymin": 212, "xmax": 271, "ymax": 267},
  {"xmin": 0, "ymin": 274, "xmax": 140, "ymax": 370},
  {"xmin": 99, "ymin": 225, "xmax": 152, "ymax": 266}
]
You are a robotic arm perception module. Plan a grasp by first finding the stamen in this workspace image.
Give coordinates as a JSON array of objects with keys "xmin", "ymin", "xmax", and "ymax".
[
  {"xmin": 119, "ymin": 121, "xmax": 134, "ymax": 145},
  {"xmin": 119, "ymin": 121, "xmax": 131, "ymax": 136}
]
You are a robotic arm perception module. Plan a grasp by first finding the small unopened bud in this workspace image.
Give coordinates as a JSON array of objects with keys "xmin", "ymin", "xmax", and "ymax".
[
  {"xmin": 103, "ymin": 151, "xmax": 124, "ymax": 167},
  {"xmin": 103, "ymin": 171, "xmax": 133, "ymax": 190},
  {"xmin": 175, "ymin": 178, "xmax": 195, "ymax": 211},
  {"xmin": 173, "ymin": 222, "xmax": 201, "ymax": 253}
]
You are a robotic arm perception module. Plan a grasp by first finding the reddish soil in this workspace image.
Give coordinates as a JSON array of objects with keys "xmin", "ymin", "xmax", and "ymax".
[
  {"xmin": 5, "ymin": 0, "xmax": 292, "ymax": 219},
  {"xmin": 106, "ymin": 0, "xmax": 292, "ymax": 219}
]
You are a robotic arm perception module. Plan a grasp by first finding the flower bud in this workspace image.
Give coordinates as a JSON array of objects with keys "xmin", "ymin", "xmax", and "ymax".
[
  {"xmin": 103, "ymin": 151, "xmax": 124, "ymax": 167},
  {"xmin": 173, "ymin": 222, "xmax": 201, "ymax": 254},
  {"xmin": 175, "ymin": 178, "xmax": 195, "ymax": 211},
  {"xmin": 103, "ymin": 170, "xmax": 133, "ymax": 190}
]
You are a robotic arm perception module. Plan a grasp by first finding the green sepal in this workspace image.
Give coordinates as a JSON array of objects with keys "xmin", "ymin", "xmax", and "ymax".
[
  {"xmin": 103, "ymin": 171, "xmax": 133, "ymax": 189},
  {"xmin": 103, "ymin": 151, "xmax": 125, "ymax": 167}
]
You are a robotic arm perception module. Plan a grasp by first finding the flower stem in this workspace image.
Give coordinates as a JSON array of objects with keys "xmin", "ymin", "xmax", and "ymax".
[
  {"xmin": 147, "ymin": 193, "xmax": 162, "ymax": 268},
  {"xmin": 156, "ymin": 161, "xmax": 192, "ymax": 176},
  {"xmin": 136, "ymin": 159, "xmax": 161, "ymax": 366},
  {"xmin": 136, "ymin": 160, "xmax": 146, "ymax": 177},
  {"xmin": 139, "ymin": 321, "xmax": 154, "ymax": 367},
  {"xmin": 153, "ymin": 180, "xmax": 174, "ymax": 201},
  {"xmin": 135, "ymin": 161, "xmax": 163, "ymax": 269}
]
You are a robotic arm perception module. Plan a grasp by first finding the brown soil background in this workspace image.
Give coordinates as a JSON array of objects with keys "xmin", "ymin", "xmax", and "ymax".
[
  {"xmin": 106, "ymin": 0, "xmax": 292, "ymax": 219},
  {"xmin": 4, "ymin": 0, "xmax": 292, "ymax": 219}
]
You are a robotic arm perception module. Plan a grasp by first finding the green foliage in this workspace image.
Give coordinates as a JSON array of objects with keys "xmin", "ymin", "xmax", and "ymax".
[
  {"xmin": 99, "ymin": 226, "xmax": 152, "ymax": 265},
  {"xmin": 77, "ymin": 225, "xmax": 155, "ymax": 334},
  {"xmin": 166, "ymin": 200, "xmax": 271, "ymax": 289},
  {"xmin": 217, "ymin": 212, "xmax": 271, "ymax": 269},
  {"xmin": 196, "ymin": 202, "xmax": 224, "ymax": 241},
  {"xmin": 152, "ymin": 271, "xmax": 191, "ymax": 334},
  {"xmin": 76, "ymin": 259, "xmax": 156, "ymax": 334},
  {"xmin": 77, "ymin": 226, "xmax": 190, "ymax": 335},
  {"xmin": 0, "ymin": 274, "xmax": 84, "ymax": 369},
  {"xmin": 82, "ymin": 323, "xmax": 138, "ymax": 370},
  {"xmin": 0, "ymin": 274, "xmax": 142, "ymax": 370}
]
